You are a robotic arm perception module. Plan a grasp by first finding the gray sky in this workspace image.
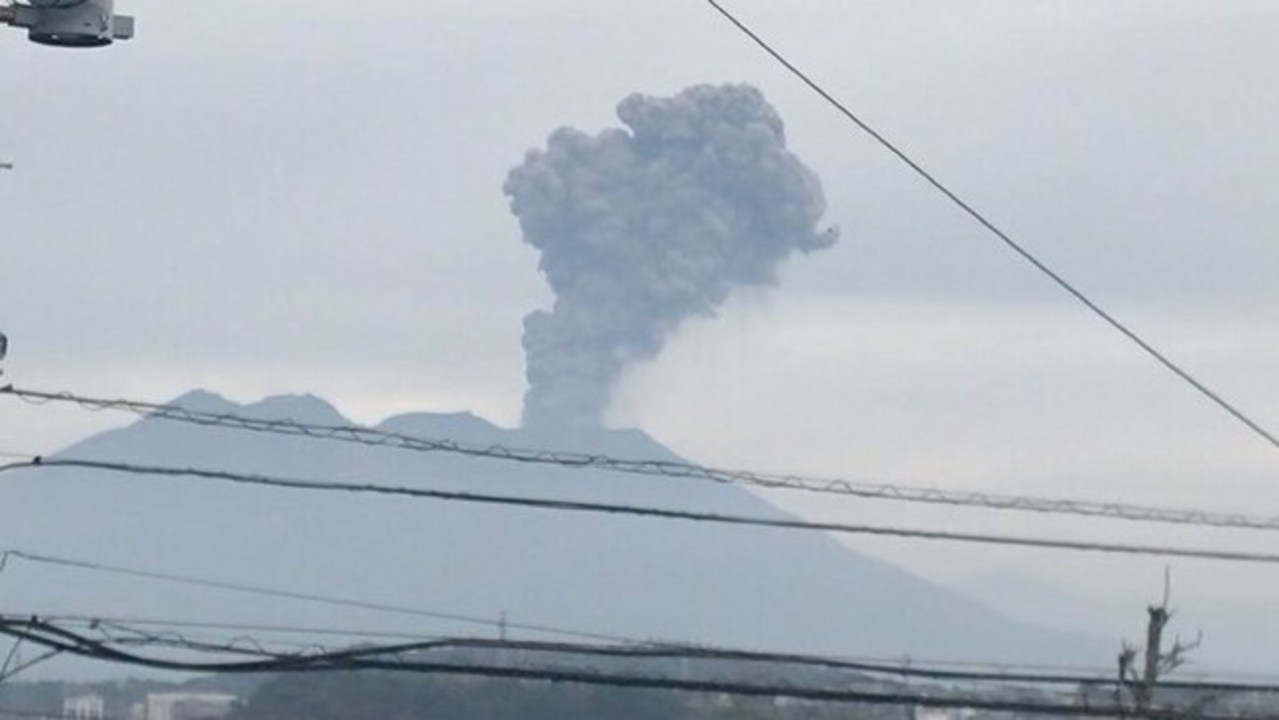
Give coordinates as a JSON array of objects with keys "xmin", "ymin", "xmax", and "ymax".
[{"xmin": 2, "ymin": 0, "xmax": 1277, "ymax": 626}]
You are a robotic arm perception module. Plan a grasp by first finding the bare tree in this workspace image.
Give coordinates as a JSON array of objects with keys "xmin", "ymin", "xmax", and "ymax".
[{"xmin": 1118, "ymin": 568, "xmax": 1203, "ymax": 715}]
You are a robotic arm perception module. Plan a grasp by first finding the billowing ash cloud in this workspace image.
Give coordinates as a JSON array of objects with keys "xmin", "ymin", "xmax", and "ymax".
[{"xmin": 505, "ymin": 83, "xmax": 838, "ymax": 429}]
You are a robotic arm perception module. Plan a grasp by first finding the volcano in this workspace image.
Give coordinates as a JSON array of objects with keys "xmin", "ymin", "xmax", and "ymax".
[{"xmin": 0, "ymin": 391, "xmax": 1105, "ymax": 674}]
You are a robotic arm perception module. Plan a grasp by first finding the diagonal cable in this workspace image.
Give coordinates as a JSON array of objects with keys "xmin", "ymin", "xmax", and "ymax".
[{"xmin": 702, "ymin": 0, "xmax": 1277, "ymax": 450}]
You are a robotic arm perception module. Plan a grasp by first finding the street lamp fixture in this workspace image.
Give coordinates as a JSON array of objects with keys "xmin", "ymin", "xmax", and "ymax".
[{"xmin": 1, "ymin": 1, "xmax": 134, "ymax": 48}]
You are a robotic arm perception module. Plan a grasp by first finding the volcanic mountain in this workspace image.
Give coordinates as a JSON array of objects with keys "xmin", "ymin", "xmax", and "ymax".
[{"xmin": 0, "ymin": 391, "xmax": 1105, "ymax": 672}]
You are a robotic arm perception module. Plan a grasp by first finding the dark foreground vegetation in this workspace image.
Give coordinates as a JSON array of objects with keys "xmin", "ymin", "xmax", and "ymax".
[{"xmin": 230, "ymin": 672, "xmax": 913, "ymax": 720}]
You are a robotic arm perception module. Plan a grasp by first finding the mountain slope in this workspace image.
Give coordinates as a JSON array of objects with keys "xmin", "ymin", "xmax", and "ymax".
[
  {"xmin": 955, "ymin": 569, "xmax": 1279, "ymax": 674},
  {"xmin": 0, "ymin": 392, "xmax": 1106, "ymax": 672}
]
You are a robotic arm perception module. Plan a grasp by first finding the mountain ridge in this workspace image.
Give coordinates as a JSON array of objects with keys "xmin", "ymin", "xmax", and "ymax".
[{"xmin": 0, "ymin": 390, "xmax": 1108, "ymax": 678}]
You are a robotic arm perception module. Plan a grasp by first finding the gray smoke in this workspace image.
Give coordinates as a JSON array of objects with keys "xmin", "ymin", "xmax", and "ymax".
[{"xmin": 505, "ymin": 84, "xmax": 838, "ymax": 429}]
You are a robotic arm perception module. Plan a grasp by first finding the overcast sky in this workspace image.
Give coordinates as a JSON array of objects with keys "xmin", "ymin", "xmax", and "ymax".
[{"xmin": 2, "ymin": 0, "xmax": 1277, "ymax": 623}]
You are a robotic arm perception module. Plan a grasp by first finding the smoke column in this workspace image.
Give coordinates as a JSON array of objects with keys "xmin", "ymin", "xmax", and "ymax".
[{"xmin": 505, "ymin": 84, "xmax": 838, "ymax": 429}]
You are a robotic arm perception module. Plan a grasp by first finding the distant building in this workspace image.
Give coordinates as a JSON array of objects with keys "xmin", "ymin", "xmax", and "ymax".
[
  {"xmin": 914, "ymin": 709, "xmax": 976, "ymax": 720},
  {"xmin": 144, "ymin": 694, "xmax": 236, "ymax": 720},
  {"xmin": 63, "ymin": 695, "xmax": 105, "ymax": 720}
]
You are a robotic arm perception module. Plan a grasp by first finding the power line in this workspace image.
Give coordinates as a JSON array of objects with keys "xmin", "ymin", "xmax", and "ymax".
[
  {"xmin": 0, "ymin": 549, "xmax": 630, "ymax": 645},
  {"xmin": 0, "ymin": 617, "xmax": 1248, "ymax": 719},
  {"xmin": 0, "ymin": 555, "xmax": 1198, "ymax": 684},
  {"xmin": 15, "ymin": 615, "xmax": 1113, "ymax": 689},
  {"xmin": 0, "ymin": 645, "xmax": 60, "ymax": 684},
  {"xmin": 0, "ymin": 582, "xmax": 1108, "ymax": 682},
  {"xmin": 18, "ymin": 613, "xmax": 1279, "ymax": 696},
  {"xmin": 20, "ymin": 593, "xmax": 1278, "ymax": 688},
  {"xmin": 18, "ymin": 546, "xmax": 1275, "ymax": 688},
  {"xmin": 5, "ymin": 458, "xmax": 1279, "ymax": 564},
  {"xmin": 5, "ymin": 386, "xmax": 1276, "ymax": 533},
  {"xmin": 701, "ymin": 0, "xmax": 1278, "ymax": 452},
  {"xmin": 29, "ymin": 617, "xmax": 1066, "ymax": 686},
  {"xmin": 37, "ymin": 615, "xmax": 446, "ymax": 644}
]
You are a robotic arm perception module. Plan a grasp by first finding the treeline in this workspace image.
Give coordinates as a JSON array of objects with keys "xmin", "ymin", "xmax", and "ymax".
[{"xmin": 230, "ymin": 672, "xmax": 913, "ymax": 720}]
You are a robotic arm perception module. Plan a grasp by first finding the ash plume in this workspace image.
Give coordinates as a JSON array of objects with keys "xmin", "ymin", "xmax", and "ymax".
[{"xmin": 505, "ymin": 84, "xmax": 838, "ymax": 429}]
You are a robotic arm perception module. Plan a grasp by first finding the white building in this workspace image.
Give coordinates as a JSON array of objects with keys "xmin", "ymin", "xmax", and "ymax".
[
  {"xmin": 63, "ymin": 695, "xmax": 105, "ymax": 720},
  {"xmin": 915, "ymin": 709, "xmax": 975, "ymax": 720},
  {"xmin": 144, "ymin": 694, "xmax": 236, "ymax": 720}
]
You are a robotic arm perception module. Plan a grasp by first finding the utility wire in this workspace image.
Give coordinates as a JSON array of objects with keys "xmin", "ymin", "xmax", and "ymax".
[
  {"xmin": 37, "ymin": 615, "xmax": 447, "ymax": 644},
  {"xmin": 16, "ymin": 614, "xmax": 1279, "ymax": 695},
  {"xmin": 5, "ymin": 458, "xmax": 1279, "ymax": 564},
  {"xmin": 0, "ymin": 648, "xmax": 63, "ymax": 683},
  {"xmin": 0, "ymin": 549, "xmax": 630, "ymax": 645},
  {"xmin": 15, "ymin": 548, "xmax": 1276, "ymax": 686},
  {"xmin": 0, "ymin": 556, "xmax": 1218, "ymax": 684},
  {"xmin": 15, "ymin": 615, "xmax": 1111, "ymax": 690},
  {"xmin": 0, "ymin": 617, "xmax": 1245, "ymax": 719},
  {"xmin": 701, "ymin": 0, "xmax": 1278, "ymax": 451},
  {"xmin": 4, "ymin": 386, "xmax": 1276, "ymax": 533},
  {"xmin": 16, "ymin": 589, "xmax": 1274, "ymax": 688}
]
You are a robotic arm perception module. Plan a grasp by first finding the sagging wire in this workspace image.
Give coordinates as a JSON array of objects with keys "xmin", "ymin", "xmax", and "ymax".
[
  {"xmin": 0, "ymin": 615, "xmax": 1256, "ymax": 719},
  {"xmin": 3, "ymin": 385, "xmax": 1273, "ymax": 533}
]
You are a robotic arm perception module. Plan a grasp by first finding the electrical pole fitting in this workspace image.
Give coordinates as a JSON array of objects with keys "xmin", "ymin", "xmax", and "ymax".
[{"xmin": 1, "ymin": 1, "xmax": 134, "ymax": 48}]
